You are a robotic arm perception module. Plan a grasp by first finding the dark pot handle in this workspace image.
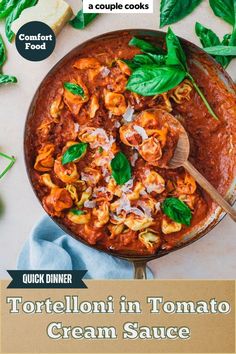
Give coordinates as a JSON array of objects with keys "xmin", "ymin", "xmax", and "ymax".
[{"xmin": 133, "ymin": 261, "xmax": 147, "ymax": 279}]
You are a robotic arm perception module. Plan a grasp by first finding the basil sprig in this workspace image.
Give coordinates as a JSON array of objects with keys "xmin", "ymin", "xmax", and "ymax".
[
  {"xmin": 64, "ymin": 82, "xmax": 85, "ymax": 97},
  {"xmin": 199, "ymin": 0, "xmax": 236, "ymax": 68},
  {"xmin": 0, "ymin": 35, "xmax": 17, "ymax": 85},
  {"xmin": 162, "ymin": 197, "xmax": 192, "ymax": 226},
  {"xmin": 160, "ymin": 0, "xmax": 202, "ymax": 28},
  {"xmin": 195, "ymin": 22, "xmax": 232, "ymax": 68},
  {"xmin": 0, "ymin": 152, "xmax": 16, "ymax": 180},
  {"xmin": 111, "ymin": 152, "xmax": 132, "ymax": 185},
  {"xmin": 209, "ymin": 0, "xmax": 235, "ymax": 26},
  {"xmin": 0, "ymin": 0, "xmax": 18, "ymax": 19},
  {"xmin": 5, "ymin": 0, "xmax": 38, "ymax": 42},
  {"xmin": 70, "ymin": 10, "xmax": 98, "ymax": 29},
  {"xmin": 126, "ymin": 28, "xmax": 219, "ymax": 120},
  {"xmin": 62, "ymin": 143, "xmax": 88, "ymax": 165},
  {"xmin": 71, "ymin": 209, "xmax": 85, "ymax": 215}
]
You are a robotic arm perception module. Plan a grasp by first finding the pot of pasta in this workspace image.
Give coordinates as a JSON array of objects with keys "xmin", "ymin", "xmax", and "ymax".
[{"xmin": 24, "ymin": 30, "xmax": 236, "ymax": 278}]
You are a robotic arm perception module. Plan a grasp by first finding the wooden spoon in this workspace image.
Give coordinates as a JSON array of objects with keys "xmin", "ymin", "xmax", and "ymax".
[{"xmin": 157, "ymin": 110, "xmax": 236, "ymax": 222}]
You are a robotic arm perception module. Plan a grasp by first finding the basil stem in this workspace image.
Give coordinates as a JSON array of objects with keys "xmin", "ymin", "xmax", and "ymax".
[
  {"xmin": 187, "ymin": 73, "xmax": 219, "ymax": 120},
  {"xmin": 0, "ymin": 152, "xmax": 16, "ymax": 179}
]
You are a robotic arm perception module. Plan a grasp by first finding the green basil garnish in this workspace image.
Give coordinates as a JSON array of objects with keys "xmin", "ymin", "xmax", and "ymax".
[
  {"xmin": 69, "ymin": 10, "xmax": 98, "ymax": 29},
  {"xmin": 165, "ymin": 27, "xmax": 187, "ymax": 70},
  {"xmin": 196, "ymin": 22, "xmax": 222, "ymax": 48},
  {"xmin": 0, "ymin": 34, "xmax": 6, "ymax": 68},
  {"xmin": 126, "ymin": 30, "xmax": 219, "ymax": 120},
  {"xmin": 0, "ymin": 0, "xmax": 18, "ymax": 19},
  {"xmin": 62, "ymin": 143, "xmax": 88, "ymax": 165},
  {"xmin": 162, "ymin": 197, "xmax": 192, "ymax": 226},
  {"xmin": 129, "ymin": 37, "xmax": 165, "ymax": 54},
  {"xmin": 126, "ymin": 64, "xmax": 186, "ymax": 96},
  {"xmin": 64, "ymin": 82, "xmax": 85, "ymax": 97},
  {"xmin": 160, "ymin": 0, "xmax": 202, "ymax": 28},
  {"xmin": 71, "ymin": 209, "xmax": 85, "ymax": 215},
  {"xmin": 195, "ymin": 22, "xmax": 235, "ymax": 68},
  {"xmin": 5, "ymin": 0, "xmax": 38, "ymax": 42},
  {"xmin": 111, "ymin": 152, "xmax": 132, "ymax": 185},
  {"xmin": 209, "ymin": 0, "xmax": 235, "ymax": 26},
  {"xmin": 204, "ymin": 45, "xmax": 236, "ymax": 56},
  {"xmin": 124, "ymin": 53, "xmax": 166, "ymax": 70},
  {"xmin": 0, "ymin": 74, "xmax": 17, "ymax": 85},
  {"xmin": 0, "ymin": 152, "xmax": 16, "ymax": 179},
  {"xmin": 0, "ymin": 34, "xmax": 17, "ymax": 85}
]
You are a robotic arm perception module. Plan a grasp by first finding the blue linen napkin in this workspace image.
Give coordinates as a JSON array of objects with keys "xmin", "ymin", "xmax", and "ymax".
[{"xmin": 17, "ymin": 215, "xmax": 153, "ymax": 279}]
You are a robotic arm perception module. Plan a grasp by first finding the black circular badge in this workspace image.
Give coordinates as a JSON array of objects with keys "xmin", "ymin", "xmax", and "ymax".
[{"xmin": 15, "ymin": 21, "xmax": 56, "ymax": 61}]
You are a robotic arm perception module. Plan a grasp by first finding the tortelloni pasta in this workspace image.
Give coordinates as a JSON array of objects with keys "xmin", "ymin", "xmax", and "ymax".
[{"xmin": 31, "ymin": 34, "xmax": 209, "ymax": 256}]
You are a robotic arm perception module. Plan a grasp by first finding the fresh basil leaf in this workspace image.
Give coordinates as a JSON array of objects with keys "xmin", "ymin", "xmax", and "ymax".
[
  {"xmin": 204, "ymin": 45, "xmax": 236, "ymax": 56},
  {"xmin": 126, "ymin": 64, "xmax": 186, "ymax": 96},
  {"xmin": 62, "ymin": 143, "xmax": 88, "ymax": 165},
  {"xmin": 0, "ymin": 34, "xmax": 6, "ymax": 68},
  {"xmin": 0, "ymin": 0, "xmax": 17, "ymax": 19},
  {"xmin": 64, "ymin": 82, "xmax": 85, "ymax": 97},
  {"xmin": 111, "ymin": 152, "xmax": 132, "ymax": 185},
  {"xmin": 129, "ymin": 37, "xmax": 165, "ymax": 54},
  {"xmin": 69, "ymin": 10, "xmax": 98, "ymax": 29},
  {"xmin": 160, "ymin": 0, "xmax": 202, "ymax": 28},
  {"xmin": 195, "ymin": 22, "xmax": 221, "ymax": 47},
  {"xmin": 162, "ymin": 197, "xmax": 192, "ymax": 226},
  {"xmin": 0, "ymin": 74, "xmax": 17, "ymax": 84},
  {"xmin": 209, "ymin": 0, "xmax": 235, "ymax": 26},
  {"xmin": 71, "ymin": 209, "xmax": 85, "ymax": 215},
  {"xmin": 195, "ymin": 22, "xmax": 230, "ymax": 67},
  {"xmin": 5, "ymin": 0, "xmax": 38, "ymax": 42},
  {"xmin": 165, "ymin": 27, "xmax": 187, "ymax": 70},
  {"xmin": 124, "ymin": 53, "xmax": 166, "ymax": 70}
]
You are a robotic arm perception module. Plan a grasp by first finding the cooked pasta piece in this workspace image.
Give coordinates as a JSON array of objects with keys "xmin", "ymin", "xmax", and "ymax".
[
  {"xmin": 142, "ymin": 170, "xmax": 165, "ymax": 194},
  {"xmin": 124, "ymin": 213, "xmax": 153, "ymax": 231},
  {"xmin": 74, "ymin": 57, "xmax": 103, "ymax": 82},
  {"xmin": 43, "ymin": 188, "xmax": 73, "ymax": 217},
  {"xmin": 138, "ymin": 137, "xmax": 162, "ymax": 163},
  {"xmin": 77, "ymin": 188, "xmax": 92, "ymax": 208},
  {"xmin": 139, "ymin": 229, "xmax": 161, "ymax": 249},
  {"xmin": 92, "ymin": 201, "xmax": 110, "ymax": 228},
  {"xmin": 40, "ymin": 173, "xmax": 57, "ymax": 189},
  {"xmin": 67, "ymin": 210, "xmax": 91, "ymax": 224},
  {"xmin": 81, "ymin": 167, "xmax": 101, "ymax": 186},
  {"xmin": 50, "ymin": 90, "xmax": 64, "ymax": 120},
  {"xmin": 170, "ymin": 79, "xmax": 192, "ymax": 104},
  {"xmin": 63, "ymin": 78, "xmax": 89, "ymax": 115},
  {"xmin": 34, "ymin": 144, "xmax": 55, "ymax": 172},
  {"xmin": 88, "ymin": 94, "xmax": 99, "ymax": 118},
  {"xmin": 116, "ymin": 60, "xmax": 131, "ymax": 76},
  {"xmin": 175, "ymin": 172, "xmax": 197, "ymax": 195},
  {"xmin": 104, "ymin": 90, "xmax": 127, "ymax": 115},
  {"xmin": 161, "ymin": 216, "xmax": 182, "ymax": 234},
  {"xmin": 54, "ymin": 157, "xmax": 79, "ymax": 183}
]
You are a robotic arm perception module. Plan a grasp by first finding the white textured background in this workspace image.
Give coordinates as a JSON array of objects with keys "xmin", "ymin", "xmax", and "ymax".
[{"xmin": 0, "ymin": 0, "xmax": 235, "ymax": 278}]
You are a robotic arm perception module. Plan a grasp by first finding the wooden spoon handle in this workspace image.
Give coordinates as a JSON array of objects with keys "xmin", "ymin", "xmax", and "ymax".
[{"xmin": 184, "ymin": 160, "xmax": 236, "ymax": 222}]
